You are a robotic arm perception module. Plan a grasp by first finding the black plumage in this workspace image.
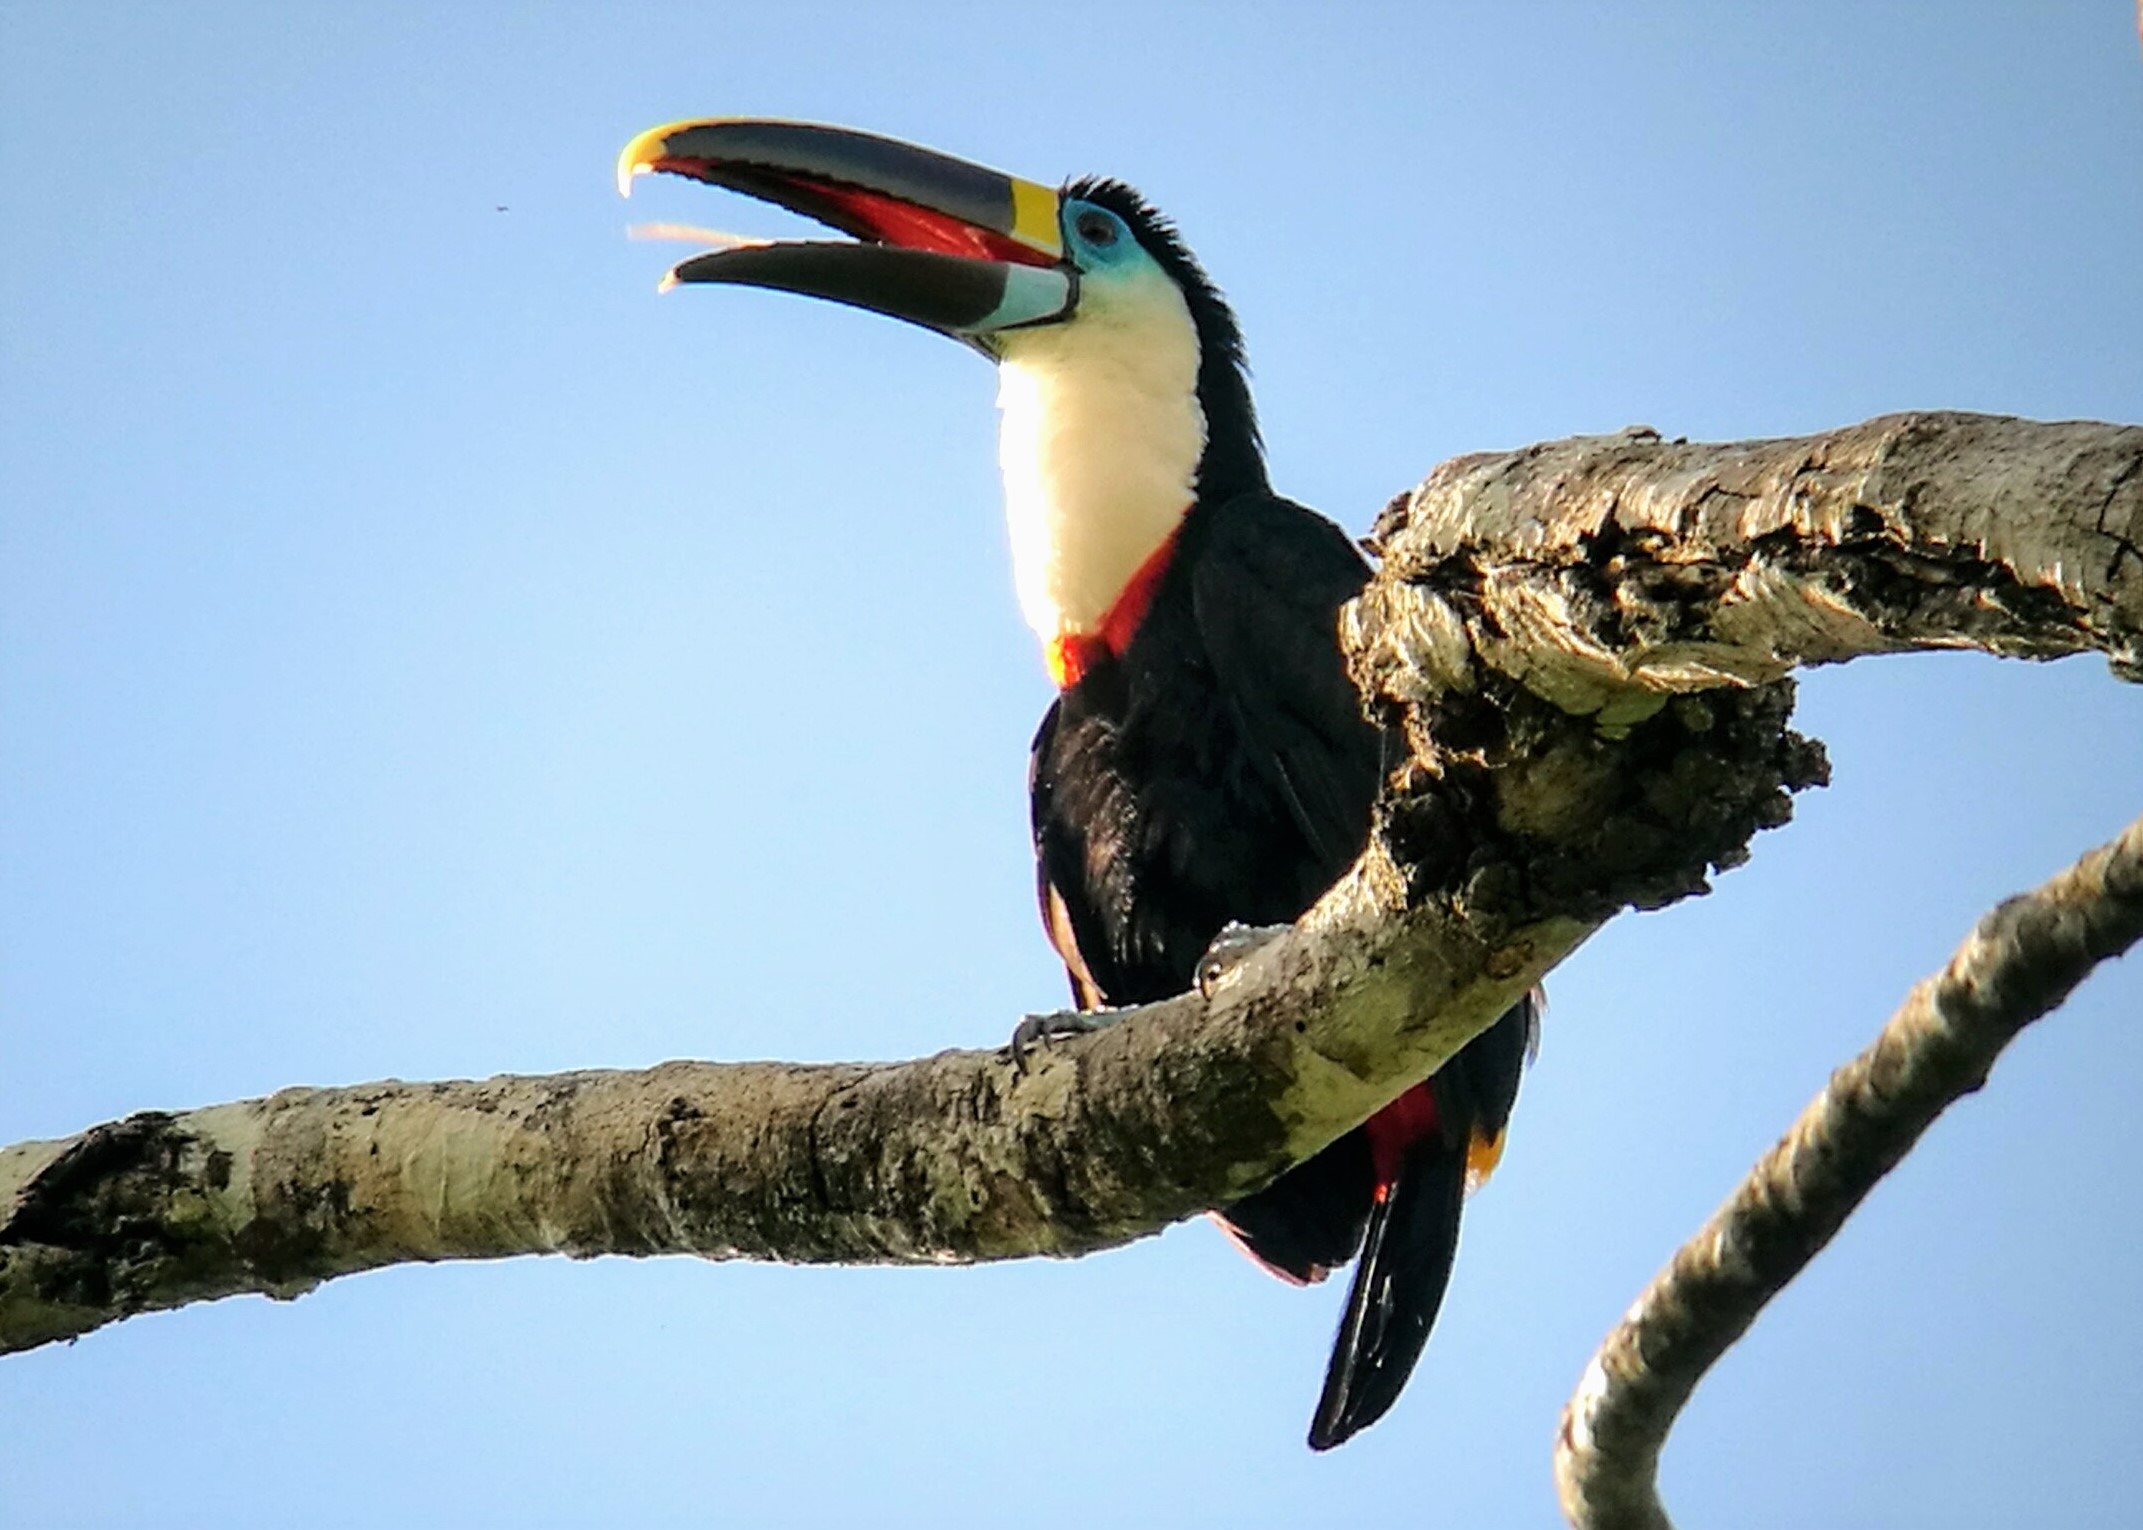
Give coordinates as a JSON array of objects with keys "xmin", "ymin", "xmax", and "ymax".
[
  {"xmin": 1032, "ymin": 492, "xmax": 1379, "ymax": 1003},
  {"xmin": 1028, "ymin": 184, "xmax": 1532, "ymax": 1449}
]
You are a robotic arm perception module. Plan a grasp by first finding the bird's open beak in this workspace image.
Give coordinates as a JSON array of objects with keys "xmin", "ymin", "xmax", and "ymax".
[{"xmin": 617, "ymin": 119, "xmax": 1075, "ymax": 342}]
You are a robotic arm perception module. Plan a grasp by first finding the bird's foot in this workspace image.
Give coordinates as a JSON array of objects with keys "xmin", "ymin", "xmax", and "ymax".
[
  {"xmin": 1196, "ymin": 922, "xmax": 1291, "ymax": 998},
  {"xmin": 1003, "ymin": 1009, "xmax": 1114, "ymax": 1074}
]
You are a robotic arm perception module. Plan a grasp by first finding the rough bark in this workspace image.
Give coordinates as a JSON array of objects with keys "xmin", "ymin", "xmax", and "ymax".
[
  {"xmin": 1360, "ymin": 412, "xmax": 2140, "ymax": 718},
  {"xmin": 4, "ymin": 415, "xmax": 2137, "ymax": 1440},
  {"xmin": 0, "ymin": 896, "xmax": 1582, "ymax": 1354}
]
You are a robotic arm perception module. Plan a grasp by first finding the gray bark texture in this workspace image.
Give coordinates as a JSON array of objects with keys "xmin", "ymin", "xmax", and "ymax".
[{"xmin": 4, "ymin": 411, "xmax": 2138, "ymax": 1521}]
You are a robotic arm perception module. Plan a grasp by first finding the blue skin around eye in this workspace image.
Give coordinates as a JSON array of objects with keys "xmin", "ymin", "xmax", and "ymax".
[{"xmin": 1062, "ymin": 201, "xmax": 1147, "ymax": 275}]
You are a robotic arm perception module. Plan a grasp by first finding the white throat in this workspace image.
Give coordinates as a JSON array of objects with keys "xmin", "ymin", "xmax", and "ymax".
[{"xmin": 994, "ymin": 266, "xmax": 1205, "ymax": 642}]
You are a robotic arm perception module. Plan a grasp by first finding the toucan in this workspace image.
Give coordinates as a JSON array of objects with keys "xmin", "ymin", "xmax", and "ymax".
[{"xmin": 618, "ymin": 118, "xmax": 1536, "ymax": 1450}]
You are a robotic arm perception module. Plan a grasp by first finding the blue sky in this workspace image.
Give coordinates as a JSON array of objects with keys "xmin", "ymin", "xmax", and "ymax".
[{"xmin": 3, "ymin": 4, "xmax": 2139, "ymax": 1526}]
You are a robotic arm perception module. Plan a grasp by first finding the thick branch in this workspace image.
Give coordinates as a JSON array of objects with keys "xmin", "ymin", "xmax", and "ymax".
[
  {"xmin": 0, "ymin": 887, "xmax": 1581, "ymax": 1355},
  {"xmin": 4, "ymin": 411, "xmax": 2131, "ymax": 1364},
  {"xmin": 1553, "ymin": 812, "xmax": 2143, "ymax": 1530},
  {"xmin": 1361, "ymin": 412, "xmax": 2141, "ymax": 728}
]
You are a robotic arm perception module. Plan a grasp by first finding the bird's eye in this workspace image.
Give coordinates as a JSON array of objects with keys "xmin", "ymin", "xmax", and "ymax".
[{"xmin": 1075, "ymin": 210, "xmax": 1119, "ymax": 247}]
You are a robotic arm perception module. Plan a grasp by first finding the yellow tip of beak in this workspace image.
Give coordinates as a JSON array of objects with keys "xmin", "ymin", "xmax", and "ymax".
[{"xmin": 616, "ymin": 121, "xmax": 685, "ymax": 198}]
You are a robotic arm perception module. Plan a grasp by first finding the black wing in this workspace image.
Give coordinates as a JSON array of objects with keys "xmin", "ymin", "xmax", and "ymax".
[
  {"xmin": 1029, "ymin": 492, "xmax": 1381, "ymax": 1007},
  {"xmin": 1186, "ymin": 493, "xmax": 1384, "ymax": 875}
]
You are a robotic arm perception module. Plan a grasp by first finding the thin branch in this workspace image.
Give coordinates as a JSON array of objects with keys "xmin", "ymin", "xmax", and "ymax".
[{"xmin": 1554, "ymin": 811, "xmax": 2143, "ymax": 1530}]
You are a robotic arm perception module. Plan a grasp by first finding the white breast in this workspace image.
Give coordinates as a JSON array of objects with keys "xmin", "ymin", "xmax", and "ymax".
[{"xmin": 994, "ymin": 264, "xmax": 1206, "ymax": 642}]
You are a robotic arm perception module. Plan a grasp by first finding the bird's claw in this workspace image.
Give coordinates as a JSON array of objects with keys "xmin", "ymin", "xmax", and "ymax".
[
  {"xmin": 1196, "ymin": 922, "xmax": 1291, "ymax": 999},
  {"xmin": 1004, "ymin": 1010, "xmax": 1110, "ymax": 1074}
]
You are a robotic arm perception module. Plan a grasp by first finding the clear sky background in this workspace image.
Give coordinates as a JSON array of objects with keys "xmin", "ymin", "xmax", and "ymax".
[{"xmin": 3, "ymin": 4, "xmax": 2140, "ymax": 1527}]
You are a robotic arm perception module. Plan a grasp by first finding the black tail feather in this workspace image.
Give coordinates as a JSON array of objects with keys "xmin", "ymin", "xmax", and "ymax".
[
  {"xmin": 1214, "ymin": 1128, "xmax": 1376, "ymax": 1284},
  {"xmin": 1305, "ymin": 1138, "xmax": 1467, "ymax": 1451}
]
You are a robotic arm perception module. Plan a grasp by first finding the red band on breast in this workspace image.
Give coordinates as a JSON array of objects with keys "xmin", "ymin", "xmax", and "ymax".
[{"xmin": 1043, "ymin": 524, "xmax": 1185, "ymax": 690}]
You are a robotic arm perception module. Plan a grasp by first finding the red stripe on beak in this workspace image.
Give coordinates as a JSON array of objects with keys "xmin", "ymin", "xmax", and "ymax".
[{"xmin": 806, "ymin": 182, "xmax": 1060, "ymax": 266}]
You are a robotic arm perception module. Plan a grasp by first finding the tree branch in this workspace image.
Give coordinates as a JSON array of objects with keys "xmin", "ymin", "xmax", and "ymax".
[
  {"xmin": 4, "ymin": 412, "xmax": 2135, "ymax": 1380},
  {"xmin": 0, "ymin": 885, "xmax": 1589, "ymax": 1355},
  {"xmin": 1360, "ymin": 412, "xmax": 2140, "ymax": 724},
  {"xmin": 1553, "ymin": 811, "xmax": 2143, "ymax": 1530}
]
